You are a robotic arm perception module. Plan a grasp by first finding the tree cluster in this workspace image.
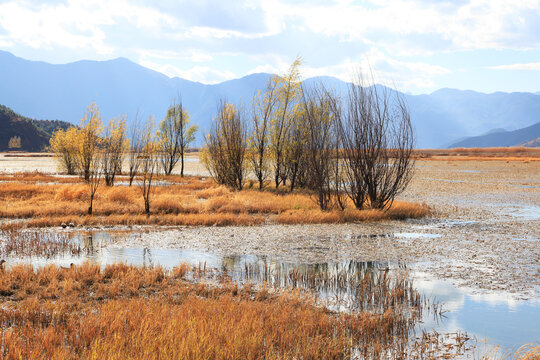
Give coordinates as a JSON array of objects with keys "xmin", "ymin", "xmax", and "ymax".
[
  {"xmin": 49, "ymin": 100, "xmax": 197, "ymax": 216},
  {"xmin": 202, "ymin": 60, "xmax": 415, "ymax": 211}
]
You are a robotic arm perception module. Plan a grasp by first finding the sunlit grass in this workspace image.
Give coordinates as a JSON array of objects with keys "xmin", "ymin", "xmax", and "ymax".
[
  {"xmin": 0, "ymin": 172, "xmax": 429, "ymax": 228},
  {"xmin": 0, "ymin": 262, "xmax": 427, "ymax": 359}
]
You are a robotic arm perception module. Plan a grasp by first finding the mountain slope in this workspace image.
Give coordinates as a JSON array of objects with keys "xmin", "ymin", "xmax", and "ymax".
[
  {"xmin": 0, "ymin": 105, "xmax": 72, "ymax": 152},
  {"xmin": 1, "ymin": 50, "xmax": 540, "ymax": 148},
  {"xmin": 449, "ymin": 121, "xmax": 540, "ymax": 148}
]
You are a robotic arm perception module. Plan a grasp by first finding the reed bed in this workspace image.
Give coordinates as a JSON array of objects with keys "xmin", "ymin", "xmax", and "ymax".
[
  {"xmin": 0, "ymin": 262, "xmax": 462, "ymax": 360},
  {"xmin": 0, "ymin": 173, "xmax": 429, "ymax": 228},
  {"xmin": 0, "ymin": 230, "xmax": 81, "ymax": 258}
]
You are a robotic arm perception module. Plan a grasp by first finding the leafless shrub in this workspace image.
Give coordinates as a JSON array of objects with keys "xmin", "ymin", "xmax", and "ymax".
[{"xmin": 340, "ymin": 73, "xmax": 415, "ymax": 210}]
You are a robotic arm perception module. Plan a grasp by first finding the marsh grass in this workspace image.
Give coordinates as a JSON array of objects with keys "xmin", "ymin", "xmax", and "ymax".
[
  {"xmin": 0, "ymin": 230, "xmax": 81, "ymax": 258},
  {"xmin": 0, "ymin": 262, "xmax": 455, "ymax": 360},
  {"xmin": 0, "ymin": 173, "xmax": 429, "ymax": 228},
  {"xmin": 415, "ymin": 147, "xmax": 540, "ymax": 161}
]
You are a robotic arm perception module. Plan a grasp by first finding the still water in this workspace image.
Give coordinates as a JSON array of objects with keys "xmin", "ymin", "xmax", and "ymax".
[{"xmin": 3, "ymin": 231, "xmax": 539, "ymax": 353}]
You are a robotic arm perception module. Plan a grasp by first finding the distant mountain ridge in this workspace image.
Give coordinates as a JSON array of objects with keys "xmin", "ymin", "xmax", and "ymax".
[
  {"xmin": 1, "ymin": 50, "xmax": 540, "ymax": 148},
  {"xmin": 0, "ymin": 104, "xmax": 72, "ymax": 151},
  {"xmin": 449, "ymin": 121, "xmax": 540, "ymax": 148}
]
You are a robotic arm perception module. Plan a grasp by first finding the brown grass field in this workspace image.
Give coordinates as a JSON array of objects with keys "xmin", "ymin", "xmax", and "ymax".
[
  {"xmin": 0, "ymin": 262, "xmax": 424, "ymax": 359},
  {"xmin": 0, "ymin": 262, "xmax": 536, "ymax": 359},
  {"xmin": 414, "ymin": 147, "xmax": 540, "ymax": 162},
  {"xmin": 0, "ymin": 172, "xmax": 429, "ymax": 229}
]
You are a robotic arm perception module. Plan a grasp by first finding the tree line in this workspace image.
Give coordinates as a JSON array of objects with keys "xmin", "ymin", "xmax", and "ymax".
[
  {"xmin": 50, "ymin": 101, "xmax": 198, "ymax": 215},
  {"xmin": 50, "ymin": 59, "xmax": 414, "ymax": 216},
  {"xmin": 203, "ymin": 59, "xmax": 415, "ymax": 211}
]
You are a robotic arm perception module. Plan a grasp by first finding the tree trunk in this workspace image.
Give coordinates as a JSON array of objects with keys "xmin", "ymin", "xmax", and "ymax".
[
  {"xmin": 144, "ymin": 197, "xmax": 150, "ymax": 215},
  {"xmin": 88, "ymin": 195, "xmax": 93, "ymax": 215},
  {"xmin": 180, "ymin": 152, "xmax": 184, "ymax": 177}
]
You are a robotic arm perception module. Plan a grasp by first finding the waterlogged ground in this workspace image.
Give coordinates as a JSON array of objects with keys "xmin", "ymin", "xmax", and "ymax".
[{"xmin": 0, "ymin": 155, "xmax": 539, "ymax": 353}]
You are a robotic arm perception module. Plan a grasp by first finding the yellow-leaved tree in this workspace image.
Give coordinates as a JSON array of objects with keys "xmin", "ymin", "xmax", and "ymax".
[
  {"xmin": 49, "ymin": 127, "xmax": 80, "ymax": 175},
  {"xmin": 102, "ymin": 116, "xmax": 127, "ymax": 186},
  {"xmin": 269, "ymin": 56, "xmax": 303, "ymax": 188},
  {"xmin": 77, "ymin": 103, "xmax": 103, "ymax": 182},
  {"xmin": 158, "ymin": 99, "xmax": 198, "ymax": 177},
  {"xmin": 249, "ymin": 79, "xmax": 278, "ymax": 189},
  {"xmin": 138, "ymin": 116, "xmax": 159, "ymax": 215}
]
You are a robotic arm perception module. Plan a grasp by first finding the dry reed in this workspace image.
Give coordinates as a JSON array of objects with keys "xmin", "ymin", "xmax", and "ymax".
[
  {"xmin": 0, "ymin": 262, "xmax": 447, "ymax": 359},
  {"xmin": 0, "ymin": 173, "xmax": 429, "ymax": 228}
]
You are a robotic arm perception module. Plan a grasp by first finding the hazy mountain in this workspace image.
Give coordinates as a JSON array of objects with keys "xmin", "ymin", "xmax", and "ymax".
[
  {"xmin": 449, "ymin": 121, "xmax": 540, "ymax": 148},
  {"xmin": 0, "ymin": 104, "xmax": 72, "ymax": 152},
  {"xmin": 1, "ymin": 50, "xmax": 540, "ymax": 148}
]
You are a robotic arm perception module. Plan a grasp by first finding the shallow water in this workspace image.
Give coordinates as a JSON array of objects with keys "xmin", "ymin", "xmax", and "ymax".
[{"xmin": 4, "ymin": 231, "xmax": 538, "ymax": 352}]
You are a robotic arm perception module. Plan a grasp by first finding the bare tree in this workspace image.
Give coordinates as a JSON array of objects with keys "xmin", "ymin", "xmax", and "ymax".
[
  {"xmin": 159, "ymin": 100, "xmax": 198, "ymax": 176},
  {"xmin": 284, "ymin": 111, "xmax": 308, "ymax": 192},
  {"xmin": 301, "ymin": 85, "xmax": 341, "ymax": 210},
  {"xmin": 102, "ymin": 116, "xmax": 127, "ymax": 186},
  {"xmin": 139, "ymin": 117, "xmax": 158, "ymax": 215},
  {"xmin": 340, "ymin": 74, "xmax": 415, "ymax": 210},
  {"xmin": 203, "ymin": 101, "xmax": 248, "ymax": 190},
  {"xmin": 127, "ymin": 113, "xmax": 143, "ymax": 186}
]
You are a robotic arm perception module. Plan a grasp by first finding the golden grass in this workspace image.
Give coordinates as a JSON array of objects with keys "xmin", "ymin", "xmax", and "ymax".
[
  {"xmin": 0, "ymin": 172, "xmax": 429, "ymax": 228},
  {"xmin": 415, "ymin": 147, "xmax": 540, "ymax": 161},
  {"xmin": 0, "ymin": 262, "xmax": 428, "ymax": 359}
]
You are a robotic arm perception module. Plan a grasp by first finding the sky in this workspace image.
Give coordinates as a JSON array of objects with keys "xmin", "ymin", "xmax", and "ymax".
[{"xmin": 0, "ymin": 0, "xmax": 539, "ymax": 94}]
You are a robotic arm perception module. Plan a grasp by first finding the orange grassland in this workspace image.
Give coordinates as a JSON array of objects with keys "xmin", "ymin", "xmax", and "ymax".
[
  {"xmin": 0, "ymin": 172, "xmax": 429, "ymax": 229},
  {"xmin": 0, "ymin": 262, "xmax": 422, "ymax": 359}
]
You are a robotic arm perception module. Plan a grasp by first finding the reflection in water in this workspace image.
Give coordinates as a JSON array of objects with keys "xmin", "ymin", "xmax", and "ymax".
[{"xmin": 2, "ymin": 230, "xmax": 539, "ymax": 352}]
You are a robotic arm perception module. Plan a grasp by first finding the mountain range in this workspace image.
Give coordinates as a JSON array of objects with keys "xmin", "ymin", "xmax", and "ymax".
[
  {"xmin": 449, "ymin": 121, "xmax": 540, "ymax": 148},
  {"xmin": 1, "ymin": 50, "xmax": 539, "ymax": 148}
]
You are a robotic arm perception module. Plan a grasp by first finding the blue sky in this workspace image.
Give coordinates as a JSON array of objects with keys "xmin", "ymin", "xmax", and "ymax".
[{"xmin": 0, "ymin": 0, "xmax": 539, "ymax": 94}]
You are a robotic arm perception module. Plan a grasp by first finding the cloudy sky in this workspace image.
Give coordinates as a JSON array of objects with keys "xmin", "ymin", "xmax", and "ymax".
[{"xmin": 0, "ymin": 0, "xmax": 539, "ymax": 94}]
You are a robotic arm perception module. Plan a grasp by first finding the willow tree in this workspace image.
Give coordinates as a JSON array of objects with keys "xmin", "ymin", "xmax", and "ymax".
[
  {"xmin": 49, "ymin": 127, "xmax": 80, "ymax": 175},
  {"xmin": 269, "ymin": 57, "xmax": 303, "ymax": 188},
  {"xmin": 102, "ymin": 116, "xmax": 127, "ymax": 186},
  {"xmin": 139, "ymin": 117, "xmax": 159, "ymax": 215},
  {"xmin": 249, "ymin": 79, "xmax": 278, "ymax": 189},
  {"xmin": 77, "ymin": 103, "xmax": 103, "ymax": 181},
  {"xmin": 159, "ymin": 100, "xmax": 198, "ymax": 176},
  {"xmin": 203, "ymin": 101, "xmax": 247, "ymax": 190}
]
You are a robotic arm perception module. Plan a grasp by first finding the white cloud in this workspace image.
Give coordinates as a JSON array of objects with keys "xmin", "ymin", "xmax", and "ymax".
[
  {"xmin": 0, "ymin": 0, "xmax": 176, "ymax": 53},
  {"xmin": 299, "ymin": 49, "xmax": 450, "ymax": 90},
  {"xmin": 488, "ymin": 62, "xmax": 540, "ymax": 70},
  {"xmin": 139, "ymin": 60, "xmax": 237, "ymax": 83},
  {"xmin": 272, "ymin": 0, "xmax": 540, "ymax": 53},
  {"xmin": 138, "ymin": 49, "xmax": 214, "ymax": 63}
]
